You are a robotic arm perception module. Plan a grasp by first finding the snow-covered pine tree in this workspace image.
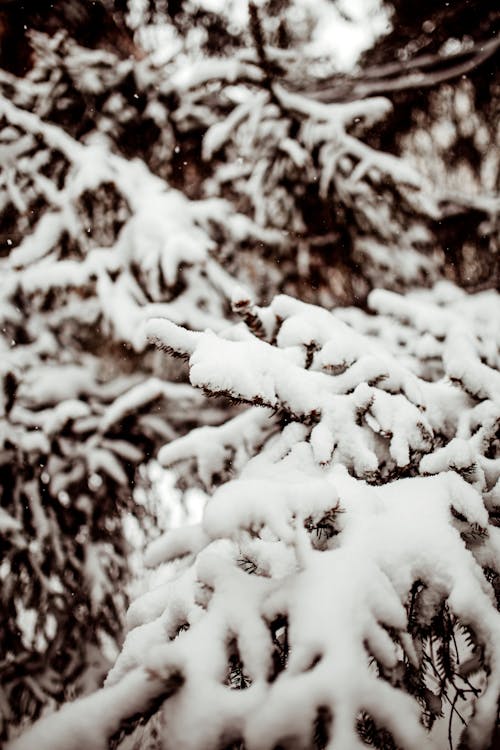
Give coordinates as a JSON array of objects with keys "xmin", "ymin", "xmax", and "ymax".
[
  {"xmin": 2, "ymin": 0, "xmax": 499, "ymax": 746},
  {"xmin": 8, "ymin": 280, "xmax": 500, "ymax": 750}
]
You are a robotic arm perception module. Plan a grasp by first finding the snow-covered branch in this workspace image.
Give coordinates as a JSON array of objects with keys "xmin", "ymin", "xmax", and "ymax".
[{"xmin": 14, "ymin": 282, "xmax": 500, "ymax": 749}]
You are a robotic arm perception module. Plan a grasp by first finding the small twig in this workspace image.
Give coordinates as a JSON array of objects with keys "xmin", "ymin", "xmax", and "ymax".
[{"xmin": 447, "ymin": 686, "xmax": 468, "ymax": 750}]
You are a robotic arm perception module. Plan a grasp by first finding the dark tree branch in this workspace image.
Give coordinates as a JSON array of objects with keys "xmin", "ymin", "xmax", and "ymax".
[{"xmin": 288, "ymin": 36, "xmax": 500, "ymax": 103}]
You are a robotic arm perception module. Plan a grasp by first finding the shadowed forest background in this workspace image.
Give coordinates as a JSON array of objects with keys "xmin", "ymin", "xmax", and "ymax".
[{"xmin": 0, "ymin": 1, "xmax": 499, "ymax": 748}]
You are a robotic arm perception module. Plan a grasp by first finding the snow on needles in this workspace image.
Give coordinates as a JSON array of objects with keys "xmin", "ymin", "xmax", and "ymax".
[{"xmin": 12, "ymin": 283, "xmax": 500, "ymax": 750}]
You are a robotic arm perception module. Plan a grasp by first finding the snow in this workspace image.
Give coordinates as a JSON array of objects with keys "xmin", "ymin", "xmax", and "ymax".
[
  {"xmin": 0, "ymin": 97, "xmax": 274, "ymax": 357},
  {"xmin": 99, "ymin": 378, "xmax": 199, "ymax": 434},
  {"xmin": 13, "ymin": 286, "xmax": 484, "ymax": 748},
  {"xmin": 148, "ymin": 292, "xmax": 480, "ymax": 484},
  {"xmin": 1, "ymin": 90, "xmax": 260, "ymax": 742},
  {"xmin": 158, "ymin": 407, "xmax": 274, "ymax": 488},
  {"xmin": 144, "ymin": 525, "xmax": 210, "ymax": 569},
  {"xmin": 8, "ymin": 267, "xmax": 500, "ymax": 749},
  {"xmin": 0, "ymin": 507, "xmax": 21, "ymax": 534},
  {"xmin": 20, "ymin": 458, "xmax": 499, "ymax": 748},
  {"xmin": 203, "ymin": 92, "xmax": 268, "ymax": 161},
  {"xmin": 9, "ymin": 211, "xmax": 66, "ymax": 268},
  {"xmin": 3, "ymin": 12, "xmax": 500, "ymax": 747},
  {"xmin": 140, "ymin": 288, "xmax": 500, "ymax": 747},
  {"xmin": 18, "ymin": 364, "xmax": 98, "ymax": 405},
  {"xmin": 7, "ymin": 668, "xmax": 168, "ymax": 750},
  {"xmin": 170, "ymin": 57, "xmax": 263, "ymax": 91}
]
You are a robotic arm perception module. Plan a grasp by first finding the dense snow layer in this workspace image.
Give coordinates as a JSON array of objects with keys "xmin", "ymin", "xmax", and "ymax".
[{"xmin": 10, "ymin": 284, "xmax": 500, "ymax": 750}]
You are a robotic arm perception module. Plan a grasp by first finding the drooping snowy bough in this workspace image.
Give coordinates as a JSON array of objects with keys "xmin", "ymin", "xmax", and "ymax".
[
  {"xmin": 10, "ymin": 282, "xmax": 500, "ymax": 750},
  {"xmin": 0, "ymin": 94, "xmax": 268, "ymax": 733}
]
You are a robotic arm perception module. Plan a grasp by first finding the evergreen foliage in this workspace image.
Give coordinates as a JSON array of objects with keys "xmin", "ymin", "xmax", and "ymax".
[
  {"xmin": 0, "ymin": 1, "xmax": 498, "ymax": 747},
  {"xmin": 8, "ymin": 283, "xmax": 500, "ymax": 750}
]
